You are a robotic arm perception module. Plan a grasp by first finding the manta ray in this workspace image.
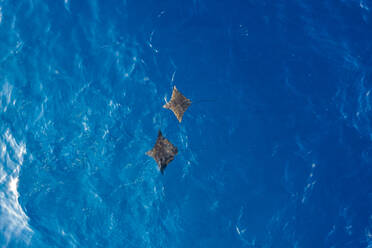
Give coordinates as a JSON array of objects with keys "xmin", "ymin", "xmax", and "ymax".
[
  {"xmin": 163, "ymin": 86, "xmax": 191, "ymax": 123},
  {"xmin": 146, "ymin": 131, "xmax": 178, "ymax": 174}
]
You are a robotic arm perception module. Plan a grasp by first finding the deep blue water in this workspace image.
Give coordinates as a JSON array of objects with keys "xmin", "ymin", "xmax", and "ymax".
[{"xmin": 0, "ymin": 0, "xmax": 372, "ymax": 247}]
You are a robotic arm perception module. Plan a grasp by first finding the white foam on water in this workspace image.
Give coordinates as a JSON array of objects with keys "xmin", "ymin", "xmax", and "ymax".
[
  {"xmin": 301, "ymin": 162, "xmax": 318, "ymax": 204},
  {"xmin": 0, "ymin": 129, "xmax": 33, "ymax": 246},
  {"xmin": 64, "ymin": 0, "xmax": 71, "ymax": 12},
  {"xmin": 0, "ymin": 80, "xmax": 13, "ymax": 113},
  {"xmin": 360, "ymin": 0, "xmax": 370, "ymax": 10}
]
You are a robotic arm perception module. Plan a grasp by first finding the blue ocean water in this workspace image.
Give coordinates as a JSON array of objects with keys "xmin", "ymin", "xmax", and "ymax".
[{"xmin": 0, "ymin": 0, "xmax": 372, "ymax": 247}]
